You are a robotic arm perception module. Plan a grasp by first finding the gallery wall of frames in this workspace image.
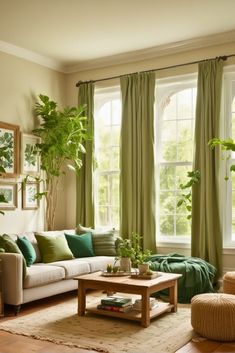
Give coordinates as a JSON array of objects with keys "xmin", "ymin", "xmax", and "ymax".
[{"xmin": 0, "ymin": 121, "xmax": 40, "ymax": 212}]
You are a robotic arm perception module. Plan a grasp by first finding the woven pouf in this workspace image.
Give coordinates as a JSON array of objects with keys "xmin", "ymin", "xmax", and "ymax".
[
  {"xmin": 223, "ymin": 271, "xmax": 235, "ymax": 294},
  {"xmin": 191, "ymin": 293, "xmax": 235, "ymax": 341}
]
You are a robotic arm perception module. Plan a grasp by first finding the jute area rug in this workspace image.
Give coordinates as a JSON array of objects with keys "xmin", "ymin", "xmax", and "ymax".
[{"xmin": 0, "ymin": 293, "xmax": 195, "ymax": 353}]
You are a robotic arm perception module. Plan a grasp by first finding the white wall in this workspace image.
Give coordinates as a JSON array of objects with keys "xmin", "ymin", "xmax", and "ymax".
[
  {"xmin": 65, "ymin": 41, "xmax": 235, "ymax": 271},
  {"xmin": 0, "ymin": 51, "xmax": 66, "ymax": 233}
]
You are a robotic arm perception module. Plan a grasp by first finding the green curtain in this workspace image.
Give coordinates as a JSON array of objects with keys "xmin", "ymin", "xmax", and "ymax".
[
  {"xmin": 120, "ymin": 72, "xmax": 156, "ymax": 252},
  {"xmin": 191, "ymin": 59, "xmax": 223, "ymax": 277},
  {"xmin": 76, "ymin": 82, "xmax": 94, "ymax": 227}
]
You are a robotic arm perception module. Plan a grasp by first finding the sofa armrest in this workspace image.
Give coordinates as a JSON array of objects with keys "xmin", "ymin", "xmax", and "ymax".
[{"xmin": 0, "ymin": 253, "xmax": 23, "ymax": 305}]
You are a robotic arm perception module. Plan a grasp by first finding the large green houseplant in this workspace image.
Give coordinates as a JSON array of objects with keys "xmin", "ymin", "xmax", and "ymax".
[{"xmin": 31, "ymin": 94, "xmax": 89, "ymax": 230}]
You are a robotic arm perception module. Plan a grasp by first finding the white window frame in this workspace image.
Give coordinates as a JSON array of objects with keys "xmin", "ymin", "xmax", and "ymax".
[
  {"xmin": 94, "ymin": 86, "xmax": 121, "ymax": 230},
  {"xmin": 155, "ymin": 74, "xmax": 197, "ymax": 245},
  {"xmin": 222, "ymin": 68, "xmax": 235, "ymax": 248}
]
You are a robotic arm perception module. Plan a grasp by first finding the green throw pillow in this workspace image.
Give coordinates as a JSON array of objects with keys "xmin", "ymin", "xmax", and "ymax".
[
  {"xmin": 0, "ymin": 248, "xmax": 5, "ymax": 253},
  {"xmin": 65, "ymin": 232, "xmax": 95, "ymax": 258},
  {"xmin": 75, "ymin": 224, "xmax": 117, "ymax": 256},
  {"xmin": 16, "ymin": 236, "xmax": 37, "ymax": 267},
  {"xmin": 35, "ymin": 233, "xmax": 74, "ymax": 263},
  {"xmin": 0, "ymin": 234, "xmax": 27, "ymax": 277}
]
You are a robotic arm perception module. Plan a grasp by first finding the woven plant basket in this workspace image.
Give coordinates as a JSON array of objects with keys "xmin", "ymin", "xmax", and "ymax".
[{"xmin": 223, "ymin": 271, "xmax": 235, "ymax": 294}]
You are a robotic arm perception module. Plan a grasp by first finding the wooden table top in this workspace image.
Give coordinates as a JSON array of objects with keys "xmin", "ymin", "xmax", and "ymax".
[{"xmin": 74, "ymin": 271, "xmax": 182, "ymax": 288}]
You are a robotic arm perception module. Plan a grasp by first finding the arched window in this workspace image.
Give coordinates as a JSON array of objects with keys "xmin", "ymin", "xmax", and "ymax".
[
  {"xmin": 156, "ymin": 76, "xmax": 197, "ymax": 243},
  {"xmin": 94, "ymin": 87, "xmax": 121, "ymax": 229}
]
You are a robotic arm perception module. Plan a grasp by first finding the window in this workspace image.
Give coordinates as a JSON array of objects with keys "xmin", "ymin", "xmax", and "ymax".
[
  {"xmin": 156, "ymin": 76, "xmax": 197, "ymax": 243},
  {"xmin": 94, "ymin": 87, "xmax": 121, "ymax": 229},
  {"xmin": 223, "ymin": 72, "xmax": 235, "ymax": 247}
]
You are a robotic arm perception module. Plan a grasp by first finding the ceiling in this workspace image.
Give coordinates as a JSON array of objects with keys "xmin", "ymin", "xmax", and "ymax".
[{"xmin": 1, "ymin": 0, "xmax": 235, "ymax": 72}]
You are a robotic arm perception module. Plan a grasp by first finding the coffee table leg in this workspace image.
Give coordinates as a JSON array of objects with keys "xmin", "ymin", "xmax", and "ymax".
[
  {"xmin": 141, "ymin": 291, "xmax": 150, "ymax": 327},
  {"xmin": 169, "ymin": 280, "xmax": 178, "ymax": 312},
  {"xmin": 78, "ymin": 281, "xmax": 86, "ymax": 316}
]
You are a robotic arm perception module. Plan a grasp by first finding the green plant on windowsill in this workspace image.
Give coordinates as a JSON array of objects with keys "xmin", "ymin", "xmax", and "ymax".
[
  {"xmin": 208, "ymin": 138, "xmax": 235, "ymax": 180},
  {"xmin": 177, "ymin": 170, "xmax": 201, "ymax": 220}
]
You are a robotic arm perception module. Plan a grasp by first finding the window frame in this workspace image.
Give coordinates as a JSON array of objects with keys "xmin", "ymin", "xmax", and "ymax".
[
  {"xmin": 94, "ymin": 86, "xmax": 121, "ymax": 230},
  {"xmin": 222, "ymin": 69, "xmax": 235, "ymax": 248},
  {"xmin": 155, "ymin": 74, "xmax": 197, "ymax": 245}
]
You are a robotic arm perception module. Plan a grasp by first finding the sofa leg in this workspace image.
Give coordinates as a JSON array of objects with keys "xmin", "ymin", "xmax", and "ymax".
[{"xmin": 14, "ymin": 305, "xmax": 21, "ymax": 315}]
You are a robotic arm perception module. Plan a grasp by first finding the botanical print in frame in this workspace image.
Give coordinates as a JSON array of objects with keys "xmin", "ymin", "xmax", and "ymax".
[
  {"xmin": 0, "ymin": 122, "xmax": 20, "ymax": 177},
  {"xmin": 0, "ymin": 182, "xmax": 17, "ymax": 210},
  {"xmin": 22, "ymin": 182, "xmax": 39, "ymax": 210},
  {"xmin": 21, "ymin": 133, "xmax": 40, "ymax": 175}
]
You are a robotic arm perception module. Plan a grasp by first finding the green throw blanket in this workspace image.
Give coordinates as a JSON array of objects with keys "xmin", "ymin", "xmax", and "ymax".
[{"xmin": 149, "ymin": 253, "xmax": 216, "ymax": 303}]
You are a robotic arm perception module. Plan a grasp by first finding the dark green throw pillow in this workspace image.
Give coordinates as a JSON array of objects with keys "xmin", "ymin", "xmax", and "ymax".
[
  {"xmin": 16, "ymin": 236, "xmax": 37, "ymax": 267},
  {"xmin": 65, "ymin": 232, "xmax": 95, "ymax": 258},
  {"xmin": 35, "ymin": 233, "xmax": 74, "ymax": 263},
  {"xmin": 0, "ymin": 234, "xmax": 27, "ymax": 277}
]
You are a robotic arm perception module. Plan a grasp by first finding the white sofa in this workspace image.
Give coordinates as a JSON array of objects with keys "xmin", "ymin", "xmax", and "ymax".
[{"xmin": 0, "ymin": 230, "xmax": 115, "ymax": 314}]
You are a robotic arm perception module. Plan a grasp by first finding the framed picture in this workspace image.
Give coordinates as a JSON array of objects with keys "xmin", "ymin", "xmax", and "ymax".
[
  {"xmin": 0, "ymin": 182, "xmax": 17, "ymax": 210},
  {"xmin": 22, "ymin": 181, "xmax": 39, "ymax": 210},
  {"xmin": 0, "ymin": 122, "xmax": 20, "ymax": 177},
  {"xmin": 21, "ymin": 133, "xmax": 40, "ymax": 175}
]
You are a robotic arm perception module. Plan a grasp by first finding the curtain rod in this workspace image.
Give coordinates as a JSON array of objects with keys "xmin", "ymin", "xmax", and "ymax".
[{"xmin": 76, "ymin": 54, "xmax": 235, "ymax": 87}]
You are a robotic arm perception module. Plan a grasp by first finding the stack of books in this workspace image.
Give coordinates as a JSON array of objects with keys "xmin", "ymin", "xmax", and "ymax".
[
  {"xmin": 97, "ymin": 296, "xmax": 133, "ymax": 313},
  {"xmin": 132, "ymin": 298, "xmax": 158, "ymax": 311}
]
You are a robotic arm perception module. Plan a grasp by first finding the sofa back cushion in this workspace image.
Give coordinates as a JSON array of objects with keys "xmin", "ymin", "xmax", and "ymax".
[
  {"xmin": 16, "ymin": 236, "xmax": 37, "ymax": 266},
  {"xmin": 35, "ymin": 233, "xmax": 74, "ymax": 263},
  {"xmin": 75, "ymin": 224, "xmax": 117, "ymax": 256},
  {"xmin": 0, "ymin": 234, "xmax": 27, "ymax": 277},
  {"xmin": 65, "ymin": 232, "xmax": 95, "ymax": 258}
]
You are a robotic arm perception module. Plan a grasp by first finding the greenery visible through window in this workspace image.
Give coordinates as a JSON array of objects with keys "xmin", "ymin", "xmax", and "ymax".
[
  {"xmin": 156, "ymin": 80, "xmax": 197, "ymax": 242},
  {"xmin": 94, "ymin": 89, "xmax": 121, "ymax": 229}
]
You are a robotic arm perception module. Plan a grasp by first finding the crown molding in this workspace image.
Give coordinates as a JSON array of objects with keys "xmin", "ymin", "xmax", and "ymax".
[
  {"xmin": 1, "ymin": 30, "xmax": 235, "ymax": 74},
  {"xmin": 0, "ymin": 40, "xmax": 65, "ymax": 73},
  {"xmin": 65, "ymin": 30, "xmax": 235, "ymax": 74}
]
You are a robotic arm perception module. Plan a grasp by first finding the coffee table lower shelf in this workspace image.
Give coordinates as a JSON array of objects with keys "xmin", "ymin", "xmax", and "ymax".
[{"xmin": 86, "ymin": 301, "xmax": 174, "ymax": 323}]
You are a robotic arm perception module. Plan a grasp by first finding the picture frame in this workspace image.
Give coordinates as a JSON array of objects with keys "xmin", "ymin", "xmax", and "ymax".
[
  {"xmin": 22, "ymin": 181, "xmax": 39, "ymax": 210},
  {"xmin": 0, "ymin": 122, "xmax": 20, "ymax": 178},
  {"xmin": 21, "ymin": 133, "xmax": 40, "ymax": 175},
  {"xmin": 0, "ymin": 182, "xmax": 17, "ymax": 210}
]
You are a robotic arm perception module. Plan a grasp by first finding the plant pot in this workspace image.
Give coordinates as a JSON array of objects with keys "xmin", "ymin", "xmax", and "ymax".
[
  {"xmin": 138, "ymin": 263, "xmax": 149, "ymax": 275},
  {"xmin": 119, "ymin": 257, "xmax": 131, "ymax": 272}
]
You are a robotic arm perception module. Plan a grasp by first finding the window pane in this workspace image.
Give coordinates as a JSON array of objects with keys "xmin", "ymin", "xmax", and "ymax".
[
  {"xmin": 98, "ymin": 175, "xmax": 108, "ymax": 205},
  {"xmin": 98, "ymin": 206, "xmax": 109, "ymax": 227},
  {"xmin": 160, "ymin": 191, "xmax": 175, "ymax": 214},
  {"xmin": 160, "ymin": 166, "xmax": 175, "ymax": 190},
  {"xmin": 157, "ymin": 83, "xmax": 196, "ymax": 242},
  {"xmin": 177, "ymin": 89, "xmax": 193, "ymax": 119},
  {"xmin": 176, "ymin": 215, "xmax": 191, "ymax": 236},
  {"xmin": 94, "ymin": 92, "xmax": 121, "ymax": 229},
  {"xmin": 160, "ymin": 215, "xmax": 174, "ymax": 236}
]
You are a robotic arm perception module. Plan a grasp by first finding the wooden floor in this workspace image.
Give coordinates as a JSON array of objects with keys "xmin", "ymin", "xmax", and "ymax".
[{"xmin": 0, "ymin": 291, "xmax": 234, "ymax": 353}]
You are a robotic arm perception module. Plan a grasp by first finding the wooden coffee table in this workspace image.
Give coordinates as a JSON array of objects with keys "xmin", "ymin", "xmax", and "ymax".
[{"xmin": 74, "ymin": 271, "xmax": 182, "ymax": 327}]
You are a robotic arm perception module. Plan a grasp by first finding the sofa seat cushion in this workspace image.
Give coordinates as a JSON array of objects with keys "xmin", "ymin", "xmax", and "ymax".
[
  {"xmin": 82, "ymin": 256, "xmax": 116, "ymax": 272},
  {"xmin": 49, "ymin": 259, "xmax": 90, "ymax": 279},
  {"xmin": 23, "ymin": 264, "xmax": 65, "ymax": 289}
]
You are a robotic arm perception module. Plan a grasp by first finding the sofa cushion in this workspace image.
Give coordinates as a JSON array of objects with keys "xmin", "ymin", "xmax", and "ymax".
[
  {"xmin": 35, "ymin": 233, "xmax": 74, "ymax": 263},
  {"xmin": 81, "ymin": 256, "xmax": 116, "ymax": 273},
  {"xmin": 16, "ymin": 236, "xmax": 37, "ymax": 266},
  {"xmin": 75, "ymin": 224, "xmax": 117, "ymax": 256},
  {"xmin": 23, "ymin": 264, "xmax": 65, "ymax": 289},
  {"xmin": 65, "ymin": 232, "xmax": 95, "ymax": 258},
  {"xmin": 49, "ymin": 259, "xmax": 90, "ymax": 279},
  {"xmin": 0, "ymin": 234, "xmax": 27, "ymax": 278}
]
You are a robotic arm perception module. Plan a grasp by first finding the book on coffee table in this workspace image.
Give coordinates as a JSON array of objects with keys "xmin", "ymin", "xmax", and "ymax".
[{"xmin": 101, "ymin": 296, "xmax": 132, "ymax": 307}]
